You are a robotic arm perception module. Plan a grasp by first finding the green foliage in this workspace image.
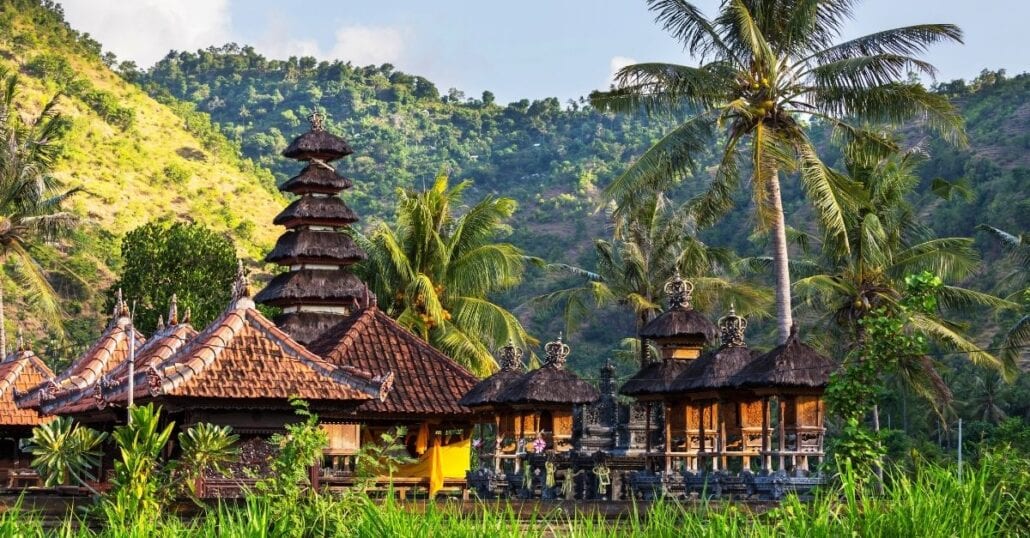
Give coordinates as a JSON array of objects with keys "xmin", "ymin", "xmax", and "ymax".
[
  {"xmin": 161, "ymin": 162, "xmax": 190, "ymax": 185},
  {"xmin": 355, "ymin": 172, "xmax": 536, "ymax": 374},
  {"xmin": 0, "ymin": 65, "xmax": 81, "ymax": 339},
  {"xmin": 103, "ymin": 404, "xmax": 176, "ymax": 528},
  {"xmin": 113, "ymin": 220, "xmax": 239, "ymax": 333},
  {"xmin": 353, "ymin": 426, "xmax": 414, "ymax": 488},
  {"xmin": 173, "ymin": 422, "xmax": 239, "ymax": 499},
  {"xmin": 254, "ymin": 398, "xmax": 330, "ymax": 535},
  {"xmin": 25, "ymin": 52, "xmax": 134, "ymax": 129},
  {"xmin": 27, "ymin": 416, "xmax": 106, "ymax": 493}
]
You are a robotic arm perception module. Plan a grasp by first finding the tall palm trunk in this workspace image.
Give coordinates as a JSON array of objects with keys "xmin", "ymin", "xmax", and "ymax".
[{"xmin": 768, "ymin": 171, "xmax": 793, "ymax": 343}]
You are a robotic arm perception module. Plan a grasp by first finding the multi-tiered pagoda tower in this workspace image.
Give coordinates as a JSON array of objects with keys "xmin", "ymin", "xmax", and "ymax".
[{"xmin": 255, "ymin": 113, "xmax": 370, "ymax": 344}]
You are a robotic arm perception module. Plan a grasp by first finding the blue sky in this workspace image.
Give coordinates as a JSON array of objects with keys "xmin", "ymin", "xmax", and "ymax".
[{"xmin": 61, "ymin": 0, "xmax": 1028, "ymax": 104}]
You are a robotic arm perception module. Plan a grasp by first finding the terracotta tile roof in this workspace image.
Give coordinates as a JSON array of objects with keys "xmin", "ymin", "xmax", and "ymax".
[
  {"xmin": 0, "ymin": 350, "xmax": 55, "ymax": 427},
  {"xmin": 17, "ymin": 316, "xmax": 144, "ymax": 411},
  {"xmin": 51, "ymin": 322, "xmax": 199, "ymax": 416},
  {"xmin": 308, "ymin": 307, "xmax": 480, "ymax": 419},
  {"xmin": 137, "ymin": 303, "xmax": 391, "ymax": 404}
]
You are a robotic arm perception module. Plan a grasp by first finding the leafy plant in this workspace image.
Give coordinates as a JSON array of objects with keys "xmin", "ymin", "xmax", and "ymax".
[
  {"xmin": 27, "ymin": 416, "xmax": 106, "ymax": 494},
  {"xmin": 102, "ymin": 404, "xmax": 176, "ymax": 528},
  {"xmin": 353, "ymin": 426, "xmax": 414, "ymax": 489},
  {"xmin": 173, "ymin": 422, "xmax": 239, "ymax": 499}
]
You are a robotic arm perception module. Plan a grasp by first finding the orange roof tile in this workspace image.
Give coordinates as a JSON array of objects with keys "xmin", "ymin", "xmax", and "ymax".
[
  {"xmin": 17, "ymin": 315, "xmax": 144, "ymax": 412},
  {"xmin": 136, "ymin": 303, "xmax": 391, "ymax": 404},
  {"xmin": 0, "ymin": 350, "xmax": 55, "ymax": 427},
  {"xmin": 51, "ymin": 322, "xmax": 198, "ymax": 416},
  {"xmin": 308, "ymin": 307, "xmax": 480, "ymax": 419}
]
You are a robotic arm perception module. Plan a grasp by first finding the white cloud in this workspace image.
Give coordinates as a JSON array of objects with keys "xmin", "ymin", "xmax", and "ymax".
[
  {"xmin": 329, "ymin": 26, "xmax": 406, "ymax": 66},
  {"xmin": 58, "ymin": 0, "xmax": 233, "ymax": 67},
  {"xmin": 608, "ymin": 55, "xmax": 637, "ymax": 87}
]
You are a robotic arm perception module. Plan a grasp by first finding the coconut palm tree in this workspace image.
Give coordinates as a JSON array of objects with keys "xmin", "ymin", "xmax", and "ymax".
[
  {"xmin": 0, "ymin": 67, "xmax": 80, "ymax": 350},
  {"xmin": 353, "ymin": 172, "xmax": 536, "ymax": 376},
  {"xmin": 591, "ymin": 0, "xmax": 965, "ymax": 343},
  {"xmin": 533, "ymin": 191, "xmax": 771, "ymax": 365},
  {"xmin": 977, "ymin": 225, "xmax": 1028, "ymax": 370},
  {"xmin": 792, "ymin": 145, "xmax": 1017, "ymax": 402}
]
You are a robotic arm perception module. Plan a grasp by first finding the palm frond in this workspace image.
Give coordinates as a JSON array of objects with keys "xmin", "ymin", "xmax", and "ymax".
[{"xmin": 908, "ymin": 313, "xmax": 1015, "ymax": 380}]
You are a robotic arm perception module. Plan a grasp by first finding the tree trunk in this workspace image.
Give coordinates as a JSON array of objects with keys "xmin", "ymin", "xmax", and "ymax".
[{"xmin": 767, "ymin": 171, "xmax": 793, "ymax": 344}]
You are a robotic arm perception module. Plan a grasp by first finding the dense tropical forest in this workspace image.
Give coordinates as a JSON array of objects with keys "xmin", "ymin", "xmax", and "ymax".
[{"xmin": 0, "ymin": 0, "xmax": 1027, "ymax": 485}]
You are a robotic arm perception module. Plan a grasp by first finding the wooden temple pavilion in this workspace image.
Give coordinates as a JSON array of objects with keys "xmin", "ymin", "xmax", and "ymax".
[
  {"xmin": 619, "ymin": 273, "xmax": 718, "ymax": 466},
  {"xmin": 0, "ymin": 337, "xmax": 54, "ymax": 488},
  {"xmin": 461, "ymin": 337, "xmax": 598, "ymax": 498}
]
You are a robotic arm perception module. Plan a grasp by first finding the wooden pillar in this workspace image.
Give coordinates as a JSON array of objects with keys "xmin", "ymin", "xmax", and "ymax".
[
  {"xmin": 310, "ymin": 461, "xmax": 321, "ymax": 493},
  {"xmin": 778, "ymin": 397, "xmax": 786, "ymax": 471},
  {"xmin": 761, "ymin": 397, "xmax": 771, "ymax": 471},
  {"xmin": 494, "ymin": 414, "xmax": 502, "ymax": 473},
  {"xmin": 664, "ymin": 403, "xmax": 672, "ymax": 473},
  {"xmin": 697, "ymin": 403, "xmax": 706, "ymax": 472},
  {"xmin": 717, "ymin": 401, "xmax": 727, "ymax": 471},
  {"xmin": 644, "ymin": 401, "xmax": 652, "ymax": 470}
]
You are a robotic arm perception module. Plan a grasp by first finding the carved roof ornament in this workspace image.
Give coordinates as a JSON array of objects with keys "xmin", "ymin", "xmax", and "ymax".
[
  {"xmin": 155, "ymin": 315, "xmax": 165, "ymax": 331},
  {"xmin": 498, "ymin": 340, "xmax": 525, "ymax": 372},
  {"xmin": 308, "ymin": 111, "xmax": 325, "ymax": 131},
  {"xmin": 719, "ymin": 304, "xmax": 747, "ymax": 347},
  {"xmin": 232, "ymin": 261, "xmax": 255, "ymax": 309},
  {"xmin": 15, "ymin": 327, "xmax": 24, "ymax": 352},
  {"xmin": 168, "ymin": 294, "xmax": 179, "ymax": 326},
  {"xmin": 664, "ymin": 270, "xmax": 694, "ymax": 310},
  {"xmin": 544, "ymin": 333, "xmax": 571, "ymax": 369}
]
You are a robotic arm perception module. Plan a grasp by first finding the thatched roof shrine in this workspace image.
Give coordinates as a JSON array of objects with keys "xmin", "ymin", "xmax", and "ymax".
[
  {"xmin": 734, "ymin": 325, "xmax": 834, "ymax": 390},
  {"xmin": 458, "ymin": 341, "xmax": 525, "ymax": 408},
  {"xmin": 496, "ymin": 336, "xmax": 599, "ymax": 407}
]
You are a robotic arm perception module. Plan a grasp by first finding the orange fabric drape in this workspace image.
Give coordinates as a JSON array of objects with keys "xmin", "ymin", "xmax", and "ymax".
[{"xmin": 415, "ymin": 422, "xmax": 430, "ymax": 455}]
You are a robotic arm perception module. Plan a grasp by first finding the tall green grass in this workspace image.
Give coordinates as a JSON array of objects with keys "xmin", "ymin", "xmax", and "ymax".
[{"xmin": 0, "ymin": 454, "xmax": 1023, "ymax": 537}]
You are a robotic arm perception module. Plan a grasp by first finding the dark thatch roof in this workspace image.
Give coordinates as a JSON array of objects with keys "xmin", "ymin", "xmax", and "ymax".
[
  {"xmin": 734, "ymin": 327, "xmax": 835, "ymax": 389},
  {"xmin": 273, "ymin": 311, "xmax": 351, "ymax": 346},
  {"xmin": 265, "ymin": 230, "xmax": 367, "ymax": 265},
  {"xmin": 497, "ymin": 365, "xmax": 599, "ymax": 406},
  {"xmin": 280, "ymin": 164, "xmax": 353, "ymax": 195},
  {"xmin": 282, "ymin": 129, "xmax": 353, "ymax": 161},
  {"xmin": 640, "ymin": 307, "xmax": 718, "ymax": 342},
  {"xmin": 308, "ymin": 307, "xmax": 480, "ymax": 419},
  {"xmin": 670, "ymin": 345, "xmax": 763, "ymax": 392},
  {"xmin": 254, "ymin": 270, "xmax": 367, "ymax": 306},
  {"xmin": 273, "ymin": 196, "xmax": 359, "ymax": 228},
  {"xmin": 459, "ymin": 369, "xmax": 523, "ymax": 408},
  {"xmin": 618, "ymin": 359, "xmax": 693, "ymax": 398}
]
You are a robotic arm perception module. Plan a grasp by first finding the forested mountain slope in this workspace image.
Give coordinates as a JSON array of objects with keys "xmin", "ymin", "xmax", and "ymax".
[{"xmin": 0, "ymin": 1, "xmax": 286, "ymax": 347}]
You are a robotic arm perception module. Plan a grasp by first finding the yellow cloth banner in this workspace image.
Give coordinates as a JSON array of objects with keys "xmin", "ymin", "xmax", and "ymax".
[
  {"xmin": 395, "ymin": 437, "xmax": 471, "ymax": 496},
  {"xmin": 428, "ymin": 437, "xmax": 443, "ymax": 496}
]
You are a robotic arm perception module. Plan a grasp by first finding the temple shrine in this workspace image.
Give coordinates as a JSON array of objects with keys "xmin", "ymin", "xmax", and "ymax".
[{"xmin": 7, "ymin": 114, "xmax": 834, "ymax": 501}]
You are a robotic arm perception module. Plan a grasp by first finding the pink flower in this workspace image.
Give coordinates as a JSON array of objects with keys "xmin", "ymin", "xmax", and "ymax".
[
  {"xmin": 533, "ymin": 437, "xmax": 547, "ymax": 454},
  {"xmin": 472, "ymin": 438, "xmax": 483, "ymax": 449}
]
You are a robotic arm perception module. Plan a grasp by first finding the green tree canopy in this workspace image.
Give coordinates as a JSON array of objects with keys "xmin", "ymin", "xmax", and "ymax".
[
  {"xmin": 112, "ymin": 221, "xmax": 239, "ymax": 334},
  {"xmin": 353, "ymin": 172, "xmax": 536, "ymax": 375},
  {"xmin": 591, "ymin": 0, "xmax": 965, "ymax": 343}
]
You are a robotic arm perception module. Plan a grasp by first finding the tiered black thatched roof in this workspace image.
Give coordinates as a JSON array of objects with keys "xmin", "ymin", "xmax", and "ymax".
[
  {"xmin": 273, "ymin": 196, "xmax": 358, "ymax": 228},
  {"xmin": 459, "ymin": 341, "xmax": 526, "ymax": 408},
  {"xmin": 639, "ymin": 274, "xmax": 717, "ymax": 342},
  {"xmin": 265, "ymin": 230, "xmax": 367, "ymax": 265},
  {"xmin": 734, "ymin": 325, "xmax": 834, "ymax": 389},
  {"xmin": 282, "ymin": 115, "xmax": 354, "ymax": 160},
  {"xmin": 497, "ymin": 336, "xmax": 599, "ymax": 406},
  {"xmin": 257, "ymin": 112, "xmax": 369, "ymax": 344},
  {"xmin": 255, "ymin": 270, "xmax": 367, "ymax": 306},
  {"xmin": 280, "ymin": 164, "xmax": 354, "ymax": 195}
]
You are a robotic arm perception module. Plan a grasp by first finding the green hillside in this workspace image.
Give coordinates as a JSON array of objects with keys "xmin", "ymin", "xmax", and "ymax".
[
  {"xmin": 0, "ymin": 1, "xmax": 287, "ymax": 350},
  {"xmin": 3, "ymin": 0, "xmax": 1027, "ymax": 372}
]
